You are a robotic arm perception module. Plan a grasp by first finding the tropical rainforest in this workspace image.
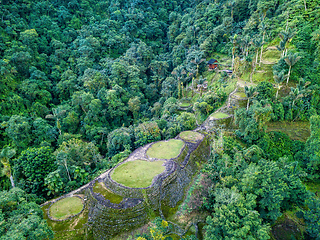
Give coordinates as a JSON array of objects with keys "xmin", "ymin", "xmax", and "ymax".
[{"xmin": 0, "ymin": 0, "xmax": 320, "ymax": 239}]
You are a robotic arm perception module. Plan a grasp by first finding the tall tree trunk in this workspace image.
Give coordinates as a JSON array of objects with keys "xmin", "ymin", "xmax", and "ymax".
[
  {"xmin": 255, "ymin": 49, "xmax": 259, "ymax": 64},
  {"xmin": 192, "ymin": 77, "xmax": 194, "ymax": 97},
  {"xmin": 247, "ymin": 98, "xmax": 250, "ymax": 110},
  {"xmin": 9, "ymin": 175, "xmax": 15, "ymax": 188},
  {"xmin": 232, "ymin": 52, "xmax": 235, "ymax": 70},
  {"xmin": 259, "ymin": 32, "xmax": 265, "ymax": 66},
  {"xmin": 64, "ymin": 160, "xmax": 71, "ymax": 182},
  {"xmin": 286, "ymin": 66, "xmax": 291, "ymax": 84},
  {"xmin": 304, "ymin": 0, "xmax": 307, "ymax": 11},
  {"xmin": 276, "ymin": 88, "xmax": 279, "ymax": 99},
  {"xmin": 250, "ymin": 61, "xmax": 255, "ymax": 83}
]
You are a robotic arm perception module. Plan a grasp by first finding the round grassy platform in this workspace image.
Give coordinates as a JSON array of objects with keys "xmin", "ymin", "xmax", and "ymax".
[
  {"xmin": 146, "ymin": 139, "xmax": 185, "ymax": 159},
  {"xmin": 234, "ymin": 92, "xmax": 247, "ymax": 98},
  {"xmin": 179, "ymin": 131, "xmax": 203, "ymax": 143},
  {"xmin": 210, "ymin": 112, "xmax": 229, "ymax": 119},
  {"xmin": 179, "ymin": 102, "xmax": 191, "ymax": 108},
  {"xmin": 111, "ymin": 160, "xmax": 165, "ymax": 188},
  {"xmin": 49, "ymin": 197, "xmax": 84, "ymax": 220}
]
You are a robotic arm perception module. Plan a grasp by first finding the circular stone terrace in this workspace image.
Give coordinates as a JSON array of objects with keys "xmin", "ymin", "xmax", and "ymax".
[
  {"xmin": 110, "ymin": 139, "xmax": 185, "ymax": 189},
  {"xmin": 209, "ymin": 112, "xmax": 230, "ymax": 120},
  {"xmin": 179, "ymin": 131, "xmax": 204, "ymax": 143},
  {"xmin": 48, "ymin": 196, "xmax": 84, "ymax": 221}
]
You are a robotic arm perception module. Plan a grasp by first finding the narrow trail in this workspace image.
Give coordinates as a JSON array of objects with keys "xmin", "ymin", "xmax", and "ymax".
[{"xmin": 198, "ymin": 79, "xmax": 248, "ymax": 132}]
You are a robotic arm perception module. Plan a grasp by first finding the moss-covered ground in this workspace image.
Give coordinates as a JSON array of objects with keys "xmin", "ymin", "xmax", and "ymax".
[
  {"xmin": 233, "ymin": 92, "xmax": 247, "ymax": 98},
  {"xmin": 93, "ymin": 181, "xmax": 123, "ymax": 204},
  {"xmin": 42, "ymin": 195, "xmax": 91, "ymax": 240},
  {"xmin": 147, "ymin": 139, "xmax": 185, "ymax": 159},
  {"xmin": 111, "ymin": 160, "xmax": 165, "ymax": 188},
  {"xmin": 49, "ymin": 197, "xmax": 84, "ymax": 220},
  {"xmin": 210, "ymin": 112, "xmax": 229, "ymax": 119},
  {"xmin": 179, "ymin": 131, "xmax": 203, "ymax": 143}
]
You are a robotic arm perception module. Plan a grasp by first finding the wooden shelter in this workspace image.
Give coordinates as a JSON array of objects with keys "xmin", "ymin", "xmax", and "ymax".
[{"xmin": 208, "ymin": 59, "xmax": 218, "ymax": 69}]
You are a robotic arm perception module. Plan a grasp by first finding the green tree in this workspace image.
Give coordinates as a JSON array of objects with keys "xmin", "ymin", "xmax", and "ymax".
[
  {"xmin": 204, "ymin": 188, "xmax": 270, "ymax": 240},
  {"xmin": 284, "ymin": 53, "xmax": 301, "ymax": 85},
  {"xmin": 54, "ymin": 138, "xmax": 102, "ymax": 182},
  {"xmin": 273, "ymin": 70, "xmax": 287, "ymax": 99},
  {"xmin": 14, "ymin": 146, "xmax": 56, "ymax": 198},
  {"xmin": 4, "ymin": 115, "xmax": 31, "ymax": 149},
  {"xmin": 244, "ymin": 86, "xmax": 256, "ymax": 110},
  {"xmin": 107, "ymin": 127, "xmax": 132, "ymax": 157},
  {"xmin": 176, "ymin": 112, "xmax": 197, "ymax": 131},
  {"xmin": 0, "ymin": 188, "xmax": 53, "ymax": 240},
  {"xmin": 303, "ymin": 197, "xmax": 320, "ymax": 239},
  {"xmin": 134, "ymin": 122, "xmax": 161, "ymax": 148},
  {"xmin": 305, "ymin": 115, "xmax": 320, "ymax": 179}
]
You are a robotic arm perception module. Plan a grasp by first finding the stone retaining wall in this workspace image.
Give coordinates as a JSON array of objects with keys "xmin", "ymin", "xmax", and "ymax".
[{"xmin": 42, "ymin": 131, "xmax": 211, "ymax": 239}]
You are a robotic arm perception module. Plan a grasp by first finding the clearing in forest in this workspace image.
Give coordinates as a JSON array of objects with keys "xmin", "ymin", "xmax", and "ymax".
[
  {"xmin": 179, "ymin": 131, "xmax": 203, "ymax": 143},
  {"xmin": 49, "ymin": 197, "xmax": 83, "ymax": 220},
  {"xmin": 210, "ymin": 112, "xmax": 229, "ymax": 119},
  {"xmin": 146, "ymin": 139, "xmax": 185, "ymax": 159},
  {"xmin": 111, "ymin": 160, "xmax": 165, "ymax": 188}
]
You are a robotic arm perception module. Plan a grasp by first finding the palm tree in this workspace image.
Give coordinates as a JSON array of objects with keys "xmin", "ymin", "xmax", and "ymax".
[
  {"xmin": 244, "ymin": 86, "xmax": 256, "ymax": 110},
  {"xmin": 290, "ymin": 87, "xmax": 304, "ymax": 109},
  {"xmin": 252, "ymin": 37, "xmax": 263, "ymax": 65},
  {"xmin": 273, "ymin": 70, "xmax": 287, "ymax": 99},
  {"xmin": 279, "ymin": 28, "xmax": 295, "ymax": 57},
  {"xmin": 276, "ymin": 40, "xmax": 286, "ymax": 58},
  {"xmin": 230, "ymin": 34, "xmax": 238, "ymax": 70},
  {"xmin": 259, "ymin": 21, "xmax": 266, "ymax": 66},
  {"xmin": 241, "ymin": 35, "xmax": 251, "ymax": 57},
  {"xmin": 284, "ymin": 53, "xmax": 301, "ymax": 85},
  {"xmin": 172, "ymin": 66, "xmax": 186, "ymax": 99},
  {"xmin": 0, "ymin": 146, "xmax": 16, "ymax": 188}
]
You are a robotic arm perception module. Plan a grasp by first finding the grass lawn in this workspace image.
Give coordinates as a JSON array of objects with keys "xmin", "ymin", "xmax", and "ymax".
[
  {"xmin": 147, "ymin": 139, "xmax": 185, "ymax": 159},
  {"xmin": 179, "ymin": 131, "xmax": 203, "ymax": 143},
  {"xmin": 93, "ymin": 181, "xmax": 123, "ymax": 204},
  {"xmin": 263, "ymin": 49, "xmax": 281, "ymax": 63},
  {"xmin": 180, "ymin": 102, "xmax": 191, "ymax": 108},
  {"xmin": 111, "ymin": 160, "xmax": 165, "ymax": 188},
  {"xmin": 234, "ymin": 92, "xmax": 247, "ymax": 98},
  {"xmin": 49, "ymin": 197, "xmax": 83, "ymax": 220},
  {"xmin": 210, "ymin": 112, "xmax": 229, "ymax": 119}
]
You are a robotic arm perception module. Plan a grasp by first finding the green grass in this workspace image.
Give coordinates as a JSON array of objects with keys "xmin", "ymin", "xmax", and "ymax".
[
  {"xmin": 93, "ymin": 181, "xmax": 123, "ymax": 204},
  {"xmin": 210, "ymin": 112, "xmax": 229, "ymax": 119},
  {"xmin": 179, "ymin": 131, "xmax": 203, "ymax": 143},
  {"xmin": 180, "ymin": 102, "xmax": 191, "ymax": 108},
  {"xmin": 147, "ymin": 139, "xmax": 185, "ymax": 159},
  {"xmin": 111, "ymin": 160, "xmax": 165, "ymax": 188},
  {"xmin": 263, "ymin": 49, "xmax": 281, "ymax": 63},
  {"xmin": 49, "ymin": 197, "xmax": 84, "ymax": 220},
  {"xmin": 42, "ymin": 200, "xmax": 91, "ymax": 239},
  {"xmin": 234, "ymin": 92, "xmax": 247, "ymax": 98}
]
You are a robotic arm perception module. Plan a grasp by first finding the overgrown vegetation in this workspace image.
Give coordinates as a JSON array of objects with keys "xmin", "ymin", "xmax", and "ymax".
[{"xmin": 0, "ymin": 0, "xmax": 320, "ymax": 239}]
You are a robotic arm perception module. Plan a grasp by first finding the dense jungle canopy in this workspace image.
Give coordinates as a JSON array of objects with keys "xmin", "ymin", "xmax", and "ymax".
[{"xmin": 0, "ymin": 0, "xmax": 320, "ymax": 239}]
